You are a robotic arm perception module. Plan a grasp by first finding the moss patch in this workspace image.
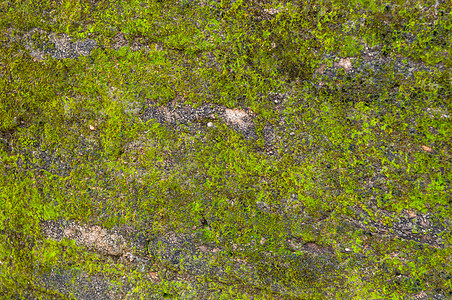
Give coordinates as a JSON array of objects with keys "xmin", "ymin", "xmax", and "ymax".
[{"xmin": 1, "ymin": 0, "xmax": 451, "ymax": 299}]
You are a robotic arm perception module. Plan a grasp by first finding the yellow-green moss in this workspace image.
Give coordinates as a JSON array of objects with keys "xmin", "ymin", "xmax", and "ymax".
[{"xmin": 0, "ymin": 0, "xmax": 451, "ymax": 299}]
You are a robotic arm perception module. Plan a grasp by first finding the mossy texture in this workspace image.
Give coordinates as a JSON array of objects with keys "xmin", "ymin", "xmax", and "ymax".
[{"xmin": 0, "ymin": 0, "xmax": 451, "ymax": 299}]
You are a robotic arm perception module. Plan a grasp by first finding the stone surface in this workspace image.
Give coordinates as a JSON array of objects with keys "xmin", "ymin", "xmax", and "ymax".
[
  {"xmin": 142, "ymin": 101, "xmax": 259, "ymax": 140},
  {"xmin": 2, "ymin": 27, "xmax": 97, "ymax": 60},
  {"xmin": 2, "ymin": 6, "xmax": 450, "ymax": 299}
]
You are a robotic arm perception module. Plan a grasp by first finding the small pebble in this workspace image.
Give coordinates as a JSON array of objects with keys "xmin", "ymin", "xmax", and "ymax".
[{"xmin": 207, "ymin": 122, "xmax": 214, "ymax": 127}]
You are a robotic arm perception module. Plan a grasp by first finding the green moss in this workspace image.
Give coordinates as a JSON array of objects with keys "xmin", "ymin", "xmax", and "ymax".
[{"xmin": 0, "ymin": 0, "xmax": 451, "ymax": 298}]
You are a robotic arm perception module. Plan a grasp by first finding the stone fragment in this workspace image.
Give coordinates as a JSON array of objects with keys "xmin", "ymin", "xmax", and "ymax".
[{"xmin": 422, "ymin": 145, "xmax": 433, "ymax": 152}]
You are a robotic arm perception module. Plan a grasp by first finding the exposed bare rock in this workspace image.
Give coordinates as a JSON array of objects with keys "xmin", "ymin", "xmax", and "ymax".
[
  {"xmin": 311, "ymin": 41, "xmax": 448, "ymax": 100},
  {"xmin": 39, "ymin": 219, "xmax": 342, "ymax": 298},
  {"xmin": 35, "ymin": 269, "xmax": 115, "ymax": 300},
  {"xmin": 225, "ymin": 108, "xmax": 252, "ymax": 128},
  {"xmin": 148, "ymin": 230, "xmax": 341, "ymax": 297},
  {"xmin": 142, "ymin": 101, "xmax": 259, "ymax": 140},
  {"xmin": 40, "ymin": 219, "xmax": 64, "ymax": 242},
  {"xmin": 64, "ymin": 223, "xmax": 126, "ymax": 256},
  {"xmin": 41, "ymin": 220, "xmax": 127, "ymax": 256},
  {"xmin": 35, "ymin": 220, "xmax": 154, "ymax": 299},
  {"xmin": 350, "ymin": 205, "xmax": 448, "ymax": 247},
  {"xmin": 2, "ymin": 27, "xmax": 97, "ymax": 61}
]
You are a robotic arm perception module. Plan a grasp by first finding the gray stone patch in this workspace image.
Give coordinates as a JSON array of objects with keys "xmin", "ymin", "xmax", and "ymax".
[
  {"xmin": 148, "ymin": 230, "xmax": 341, "ymax": 297},
  {"xmin": 40, "ymin": 219, "xmax": 64, "ymax": 242},
  {"xmin": 148, "ymin": 231, "xmax": 226, "ymax": 277},
  {"xmin": 34, "ymin": 268, "xmax": 114, "ymax": 300},
  {"xmin": 142, "ymin": 100, "xmax": 259, "ymax": 140},
  {"xmin": 40, "ymin": 220, "xmax": 139, "ymax": 257},
  {"xmin": 311, "ymin": 37, "xmax": 448, "ymax": 101},
  {"xmin": 350, "ymin": 204, "xmax": 448, "ymax": 247},
  {"xmin": 3, "ymin": 27, "xmax": 98, "ymax": 61},
  {"xmin": 61, "ymin": 221, "xmax": 126, "ymax": 256}
]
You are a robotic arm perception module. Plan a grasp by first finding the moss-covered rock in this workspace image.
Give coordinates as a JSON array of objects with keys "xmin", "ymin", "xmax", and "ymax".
[{"xmin": 1, "ymin": 0, "xmax": 450, "ymax": 299}]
